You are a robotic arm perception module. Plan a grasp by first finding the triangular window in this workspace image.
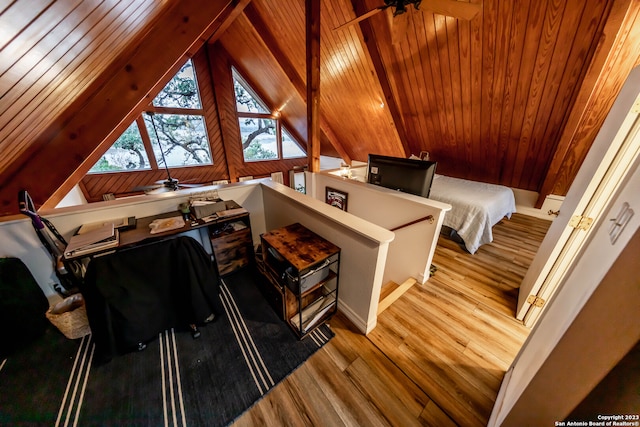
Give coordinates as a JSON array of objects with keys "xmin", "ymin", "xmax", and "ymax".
[
  {"xmin": 89, "ymin": 59, "xmax": 212, "ymax": 173},
  {"xmin": 232, "ymin": 67, "xmax": 305, "ymax": 162},
  {"xmin": 233, "ymin": 69, "xmax": 268, "ymax": 113}
]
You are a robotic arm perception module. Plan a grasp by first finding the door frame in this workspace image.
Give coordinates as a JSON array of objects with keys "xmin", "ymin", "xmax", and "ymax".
[{"xmin": 515, "ymin": 66, "xmax": 640, "ymax": 326}]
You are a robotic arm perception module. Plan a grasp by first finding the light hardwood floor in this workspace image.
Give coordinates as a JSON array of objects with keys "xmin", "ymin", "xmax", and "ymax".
[{"xmin": 233, "ymin": 213, "xmax": 552, "ymax": 426}]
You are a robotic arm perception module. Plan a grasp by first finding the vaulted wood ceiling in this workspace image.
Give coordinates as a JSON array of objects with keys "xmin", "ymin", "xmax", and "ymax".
[{"xmin": 1, "ymin": 0, "xmax": 639, "ymax": 215}]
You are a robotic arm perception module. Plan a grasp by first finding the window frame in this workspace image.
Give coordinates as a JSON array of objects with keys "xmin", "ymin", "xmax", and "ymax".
[
  {"xmin": 88, "ymin": 58, "xmax": 214, "ymax": 174},
  {"xmin": 232, "ymin": 68, "xmax": 305, "ymax": 163}
]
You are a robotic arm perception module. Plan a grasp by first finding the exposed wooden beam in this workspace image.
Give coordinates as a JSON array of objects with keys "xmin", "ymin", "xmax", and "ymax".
[
  {"xmin": 207, "ymin": 0, "xmax": 252, "ymax": 44},
  {"xmin": 208, "ymin": 44, "xmax": 240, "ymax": 183},
  {"xmin": 352, "ymin": 0, "xmax": 411, "ymax": 157},
  {"xmin": 243, "ymin": 3, "xmax": 352, "ymax": 165},
  {"xmin": 0, "ymin": 0, "xmax": 238, "ymax": 214},
  {"xmin": 306, "ymin": 0, "xmax": 321, "ymax": 173}
]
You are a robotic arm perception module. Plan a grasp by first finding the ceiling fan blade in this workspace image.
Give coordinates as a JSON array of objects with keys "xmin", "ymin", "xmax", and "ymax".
[
  {"xmin": 132, "ymin": 184, "xmax": 163, "ymax": 192},
  {"xmin": 144, "ymin": 186, "xmax": 174, "ymax": 195},
  {"xmin": 333, "ymin": 6, "xmax": 387, "ymax": 31},
  {"xmin": 422, "ymin": 0, "xmax": 482, "ymax": 20},
  {"xmin": 179, "ymin": 183, "xmax": 204, "ymax": 188}
]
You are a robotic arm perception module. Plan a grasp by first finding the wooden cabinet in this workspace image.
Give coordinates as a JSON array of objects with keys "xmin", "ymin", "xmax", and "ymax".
[
  {"xmin": 258, "ymin": 223, "xmax": 340, "ymax": 338},
  {"xmin": 208, "ymin": 211, "xmax": 253, "ymax": 276}
]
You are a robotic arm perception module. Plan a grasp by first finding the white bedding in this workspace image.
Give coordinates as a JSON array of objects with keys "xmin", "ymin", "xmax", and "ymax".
[{"xmin": 429, "ymin": 174, "xmax": 516, "ymax": 254}]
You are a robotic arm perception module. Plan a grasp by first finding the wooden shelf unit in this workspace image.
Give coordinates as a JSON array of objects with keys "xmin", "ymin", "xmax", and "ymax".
[{"xmin": 258, "ymin": 223, "xmax": 340, "ymax": 338}]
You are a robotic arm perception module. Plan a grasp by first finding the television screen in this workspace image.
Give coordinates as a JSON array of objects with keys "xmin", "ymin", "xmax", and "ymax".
[{"xmin": 367, "ymin": 154, "xmax": 437, "ymax": 198}]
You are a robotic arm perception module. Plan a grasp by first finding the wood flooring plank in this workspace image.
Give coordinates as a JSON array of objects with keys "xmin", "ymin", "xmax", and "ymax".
[
  {"xmin": 420, "ymin": 400, "xmax": 458, "ymax": 427},
  {"xmin": 233, "ymin": 213, "xmax": 551, "ymax": 426},
  {"xmin": 345, "ymin": 357, "xmax": 426, "ymax": 425},
  {"xmin": 397, "ymin": 340, "xmax": 490, "ymax": 427},
  {"xmin": 305, "ymin": 350, "xmax": 391, "ymax": 426}
]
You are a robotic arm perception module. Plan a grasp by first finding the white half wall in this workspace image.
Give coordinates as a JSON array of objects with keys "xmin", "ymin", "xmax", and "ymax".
[
  {"xmin": 0, "ymin": 182, "xmax": 264, "ymax": 301},
  {"xmin": 260, "ymin": 181, "xmax": 395, "ymax": 333},
  {"xmin": 308, "ymin": 170, "xmax": 451, "ymax": 285},
  {"xmin": 2, "ymin": 179, "xmax": 395, "ymax": 334}
]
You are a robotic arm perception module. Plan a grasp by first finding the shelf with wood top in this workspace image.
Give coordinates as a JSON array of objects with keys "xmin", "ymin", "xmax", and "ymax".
[{"xmin": 258, "ymin": 223, "xmax": 340, "ymax": 339}]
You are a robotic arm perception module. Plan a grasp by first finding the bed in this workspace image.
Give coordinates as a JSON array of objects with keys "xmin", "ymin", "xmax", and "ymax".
[{"xmin": 429, "ymin": 174, "xmax": 517, "ymax": 254}]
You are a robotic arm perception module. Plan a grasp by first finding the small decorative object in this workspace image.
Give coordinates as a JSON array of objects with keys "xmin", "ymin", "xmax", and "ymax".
[
  {"xmin": 325, "ymin": 187, "xmax": 348, "ymax": 211},
  {"xmin": 178, "ymin": 202, "xmax": 191, "ymax": 220}
]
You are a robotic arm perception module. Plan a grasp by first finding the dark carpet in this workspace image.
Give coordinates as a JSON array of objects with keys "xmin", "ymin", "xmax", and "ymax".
[{"xmin": 0, "ymin": 268, "xmax": 333, "ymax": 426}]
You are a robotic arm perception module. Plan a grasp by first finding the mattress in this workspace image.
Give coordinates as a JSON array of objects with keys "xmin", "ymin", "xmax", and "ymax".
[{"xmin": 429, "ymin": 174, "xmax": 516, "ymax": 254}]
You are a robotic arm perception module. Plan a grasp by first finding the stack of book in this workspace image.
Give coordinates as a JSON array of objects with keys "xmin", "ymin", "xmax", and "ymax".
[{"xmin": 64, "ymin": 222, "xmax": 119, "ymax": 259}]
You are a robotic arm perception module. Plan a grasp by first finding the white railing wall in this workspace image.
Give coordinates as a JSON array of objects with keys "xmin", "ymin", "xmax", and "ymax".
[
  {"xmin": 308, "ymin": 170, "xmax": 451, "ymax": 286},
  {"xmin": 260, "ymin": 181, "xmax": 394, "ymax": 333}
]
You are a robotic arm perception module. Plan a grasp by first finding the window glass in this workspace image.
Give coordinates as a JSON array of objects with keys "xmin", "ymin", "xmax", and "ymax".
[
  {"xmin": 233, "ymin": 68, "xmax": 307, "ymax": 162},
  {"xmin": 89, "ymin": 122, "xmax": 150, "ymax": 172},
  {"xmin": 233, "ymin": 69, "xmax": 268, "ymax": 113},
  {"xmin": 145, "ymin": 114, "xmax": 212, "ymax": 167},
  {"xmin": 239, "ymin": 118, "xmax": 278, "ymax": 161},
  {"xmin": 153, "ymin": 59, "xmax": 202, "ymax": 109},
  {"xmin": 282, "ymin": 128, "xmax": 306, "ymax": 159},
  {"xmin": 92, "ymin": 58, "xmax": 213, "ymax": 177}
]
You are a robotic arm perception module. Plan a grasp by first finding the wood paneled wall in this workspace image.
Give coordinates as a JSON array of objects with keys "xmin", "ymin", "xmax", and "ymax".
[
  {"xmin": 358, "ymin": 0, "xmax": 614, "ymax": 190},
  {"xmin": 0, "ymin": 0, "xmax": 244, "ymax": 212},
  {"xmin": 226, "ymin": 0, "xmax": 639, "ymax": 195},
  {"xmin": 208, "ymin": 43, "xmax": 308, "ymax": 182},
  {"xmin": 0, "ymin": 0, "xmax": 165, "ymax": 179},
  {"xmin": 1, "ymin": 0, "xmax": 639, "ymax": 214}
]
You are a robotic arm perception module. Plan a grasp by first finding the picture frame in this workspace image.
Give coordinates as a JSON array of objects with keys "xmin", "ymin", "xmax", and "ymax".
[{"xmin": 325, "ymin": 187, "xmax": 348, "ymax": 211}]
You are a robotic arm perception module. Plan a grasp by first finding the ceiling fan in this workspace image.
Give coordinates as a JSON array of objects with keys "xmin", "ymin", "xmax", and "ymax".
[
  {"xmin": 132, "ymin": 112, "xmax": 204, "ymax": 194},
  {"xmin": 133, "ymin": 176, "xmax": 203, "ymax": 195},
  {"xmin": 334, "ymin": 0, "xmax": 481, "ymax": 31}
]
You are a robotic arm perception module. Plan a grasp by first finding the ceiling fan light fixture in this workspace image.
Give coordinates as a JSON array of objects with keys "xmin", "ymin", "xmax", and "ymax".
[{"xmin": 394, "ymin": 1, "xmax": 407, "ymax": 16}]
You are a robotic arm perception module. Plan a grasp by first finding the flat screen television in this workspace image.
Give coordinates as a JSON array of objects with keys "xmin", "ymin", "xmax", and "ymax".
[{"xmin": 366, "ymin": 154, "xmax": 437, "ymax": 198}]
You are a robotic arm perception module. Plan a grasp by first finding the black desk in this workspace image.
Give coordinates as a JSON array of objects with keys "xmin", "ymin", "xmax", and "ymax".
[
  {"xmin": 65, "ymin": 200, "xmax": 253, "ymax": 274},
  {"xmin": 118, "ymin": 200, "xmax": 249, "ymax": 250}
]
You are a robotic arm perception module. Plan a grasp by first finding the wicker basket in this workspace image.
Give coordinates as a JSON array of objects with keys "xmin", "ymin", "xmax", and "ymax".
[{"xmin": 46, "ymin": 294, "xmax": 91, "ymax": 340}]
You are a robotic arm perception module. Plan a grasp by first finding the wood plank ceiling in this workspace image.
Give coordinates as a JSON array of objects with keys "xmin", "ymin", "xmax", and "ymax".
[{"xmin": 0, "ymin": 0, "xmax": 639, "ymax": 214}]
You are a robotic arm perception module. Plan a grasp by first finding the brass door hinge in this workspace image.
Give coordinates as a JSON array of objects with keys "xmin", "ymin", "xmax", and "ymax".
[
  {"xmin": 569, "ymin": 215, "xmax": 594, "ymax": 230},
  {"xmin": 527, "ymin": 295, "xmax": 546, "ymax": 308},
  {"xmin": 632, "ymin": 92, "xmax": 640, "ymax": 114}
]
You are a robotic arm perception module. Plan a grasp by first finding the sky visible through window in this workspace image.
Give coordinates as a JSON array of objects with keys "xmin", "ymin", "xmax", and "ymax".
[{"xmin": 90, "ymin": 59, "xmax": 212, "ymax": 173}]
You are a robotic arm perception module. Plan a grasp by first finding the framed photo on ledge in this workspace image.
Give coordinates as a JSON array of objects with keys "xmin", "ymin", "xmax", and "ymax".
[{"xmin": 325, "ymin": 187, "xmax": 348, "ymax": 211}]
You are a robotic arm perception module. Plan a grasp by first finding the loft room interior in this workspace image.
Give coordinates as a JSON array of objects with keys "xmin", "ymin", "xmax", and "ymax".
[
  {"xmin": 1, "ymin": 0, "xmax": 639, "ymax": 425},
  {"xmin": 2, "ymin": 0, "xmax": 639, "ymax": 212}
]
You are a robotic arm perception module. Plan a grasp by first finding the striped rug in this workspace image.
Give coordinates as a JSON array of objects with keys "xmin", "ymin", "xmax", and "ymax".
[{"xmin": 0, "ymin": 268, "xmax": 333, "ymax": 426}]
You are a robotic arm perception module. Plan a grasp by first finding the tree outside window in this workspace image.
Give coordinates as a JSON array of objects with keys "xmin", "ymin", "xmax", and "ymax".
[
  {"xmin": 145, "ymin": 114, "xmax": 211, "ymax": 167},
  {"xmin": 89, "ymin": 122, "xmax": 150, "ymax": 172},
  {"xmin": 233, "ymin": 68, "xmax": 305, "ymax": 162},
  {"xmin": 89, "ymin": 59, "xmax": 212, "ymax": 173}
]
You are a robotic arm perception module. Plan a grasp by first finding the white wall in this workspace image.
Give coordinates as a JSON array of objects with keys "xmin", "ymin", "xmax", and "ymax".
[
  {"xmin": 0, "ymin": 182, "xmax": 263, "ymax": 301},
  {"xmin": 260, "ymin": 181, "xmax": 395, "ymax": 333},
  {"xmin": 308, "ymin": 169, "xmax": 451, "ymax": 285},
  {"xmin": 489, "ymin": 65, "xmax": 640, "ymax": 426},
  {"xmin": 1, "ymin": 180, "xmax": 396, "ymax": 333},
  {"xmin": 56, "ymin": 184, "xmax": 88, "ymax": 208}
]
